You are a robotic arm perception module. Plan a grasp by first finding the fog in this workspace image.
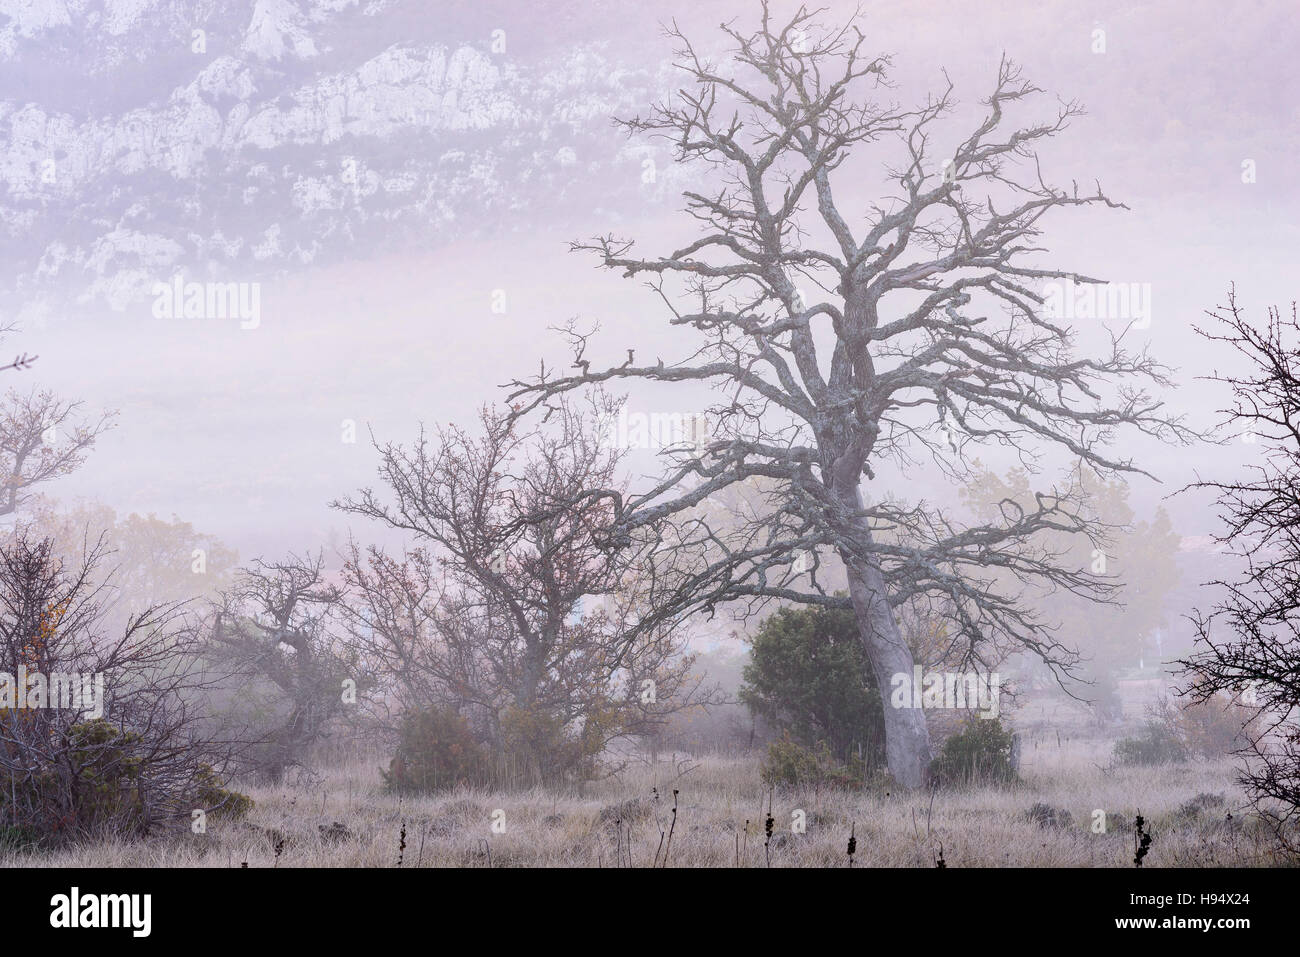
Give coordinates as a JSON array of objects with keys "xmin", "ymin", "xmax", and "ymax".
[
  {"xmin": 0, "ymin": 0, "xmax": 1296, "ymax": 878},
  {"xmin": 8, "ymin": 0, "xmax": 1294, "ymax": 557}
]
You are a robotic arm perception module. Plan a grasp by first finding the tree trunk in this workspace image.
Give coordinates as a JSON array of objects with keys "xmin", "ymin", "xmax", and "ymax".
[{"xmin": 838, "ymin": 489, "xmax": 932, "ymax": 788}]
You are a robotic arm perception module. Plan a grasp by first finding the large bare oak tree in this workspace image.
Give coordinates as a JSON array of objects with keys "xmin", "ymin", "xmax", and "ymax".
[{"xmin": 508, "ymin": 4, "xmax": 1189, "ymax": 786}]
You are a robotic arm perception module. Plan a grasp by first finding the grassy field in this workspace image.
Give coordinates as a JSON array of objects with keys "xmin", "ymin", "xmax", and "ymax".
[{"xmin": 3, "ymin": 717, "xmax": 1285, "ymax": 868}]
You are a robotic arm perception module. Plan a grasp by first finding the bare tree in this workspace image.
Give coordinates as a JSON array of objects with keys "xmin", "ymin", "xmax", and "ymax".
[
  {"xmin": 336, "ymin": 394, "xmax": 713, "ymax": 784},
  {"xmin": 507, "ymin": 5, "xmax": 1190, "ymax": 786},
  {"xmin": 0, "ymin": 390, "xmax": 113, "ymax": 519},
  {"xmin": 205, "ymin": 553, "xmax": 360, "ymax": 783},
  {"xmin": 1180, "ymin": 287, "xmax": 1300, "ymax": 854},
  {"xmin": 0, "ymin": 533, "xmax": 240, "ymax": 844},
  {"xmin": 0, "ymin": 314, "xmax": 108, "ymax": 522},
  {"xmin": 337, "ymin": 544, "xmax": 475, "ymax": 724}
]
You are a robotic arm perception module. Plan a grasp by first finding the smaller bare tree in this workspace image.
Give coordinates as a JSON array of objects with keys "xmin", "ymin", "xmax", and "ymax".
[
  {"xmin": 0, "ymin": 532, "xmax": 241, "ymax": 845},
  {"xmin": 336, "ymin": 394, "xmax": 716, "ymax": 784},
  {"xmin": 0, "ymin": 390, "xmax": 113, "ymax": 518},
  {"xmin": 205, "ymin": 553, "xmax": 362, "ymax": 783},
  {"xmin": 1181, "ymin": 286, "xmax": 1300, "ymax": 855}
]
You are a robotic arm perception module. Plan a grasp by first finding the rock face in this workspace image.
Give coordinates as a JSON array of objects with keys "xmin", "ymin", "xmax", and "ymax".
[{"xmin": 0, "ymin": 0, "xmax": 683, "ymax": 321}]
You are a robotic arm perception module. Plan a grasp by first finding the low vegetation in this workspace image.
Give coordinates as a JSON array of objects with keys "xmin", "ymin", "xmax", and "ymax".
[{"xmin": 2, "ymin": 722, "xmax": 1282, "ymax": 868}]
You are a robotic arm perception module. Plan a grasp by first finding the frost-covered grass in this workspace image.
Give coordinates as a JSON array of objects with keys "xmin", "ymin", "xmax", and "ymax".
[{"xmin": 3, "ymin": 726, "xmax": 1282, "ymax": 867}]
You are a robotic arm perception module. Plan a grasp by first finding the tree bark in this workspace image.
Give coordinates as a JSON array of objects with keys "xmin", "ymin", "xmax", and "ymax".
[{"xmin": 839, "ymin": 488, "xmax": 932, "ymax": 788}]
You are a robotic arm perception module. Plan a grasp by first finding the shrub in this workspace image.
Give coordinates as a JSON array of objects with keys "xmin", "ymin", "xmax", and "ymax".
[
  {"xmin": 0, "ymin": 717, "xmax": 146, "ymax": 842},
  {"xmin": 1025, "ymin": 803, "xmax": 1074, "ymax": 829},
  {"xmin": 384, "ymin": 699, "xmax": 625, "ymax": 794},
  {"xmin": 498, "ymin": 703, "xmax": 611, "ymax": 787},
  {"xmin": 382, "ymin": 705, "xmax": 491, "ymax": 793},
  {"xmin": 929, "ymin": 717, "xmax": 1018, "ymax": 786},
  {"xmin": 193, "ymin": 764, "xmax": 253, "ymax": 821},
  {"xmin": 0, "ymin": 825, "xmax": 40, "ymax": 851},
  {"xmin": 0, "ymin": 718, "xmax": 251, "ymax": 845},
  {"xmin": 1171, "ymin": 693, "xmax": 1259, "ymax": 759},
  {"xmin": 1112, "ymin": 693, "xmax": 1256, "ymax": 767},
  {"xmin": 1174, "ymin": 792, "xmax": 1227, "ymax": 820},
  {"xmin": 741, "ymin": 602, "xmax": 885, "ymax": 768},
  {"xmin": 1113, "ymin": 720, "xmax": 1189, "ymax": 766},
  {"xmin": 0, "ymin": 535, "xmax": 242, "ymax": 847},
  {"xmin": 59, "ymin": 719, "xmax": 145, "ymax": 827},
  {"xmin": 760, "ymin": 733, "xmax": 863, "ymax": 790}
]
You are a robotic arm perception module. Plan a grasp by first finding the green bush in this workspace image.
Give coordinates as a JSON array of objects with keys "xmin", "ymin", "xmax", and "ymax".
[
  {"xmin": 383, "ymin": 705, "xmax": 492, "ymax": 793},
  {"xmin": 0, "ymin": 824, "xmax": 42, "ymax": 851},
  {"xmin": 498, "ymin": 704, "xmax": 611, "ymax": 787},
  {"xmin": 929, "ymin": 717, "xmax": 1018, "ymax": 786},
  {"xmin": 0, "ymin": 718, "xmax": 251, "ymax": 845},
  {"xmin": 194, "ymin": 764, "xmax": 253, "ymax": 820},
  {"xmin": 1113, "ymin": 720, "xmax": 1190, "ymax": 766},
  {"xmin": 0, "ymin": 718, "xmax": 147, "ymax": 842},
  {"xmin": 760, "ymin": 732, "xmax": 862, "ymax": 790},
  {"xmin": 63, "ymin": 718, "xmax": 146, "ymax": 823},
  {"xmin": 741, "ymin": 602, "xmax": 885, "ymax": 768},
  {"xmin": 384, "ymin": 701, "xmax": 620, "ymax": 793}
]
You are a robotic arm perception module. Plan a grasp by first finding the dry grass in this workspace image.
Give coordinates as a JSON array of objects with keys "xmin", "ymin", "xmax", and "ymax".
[{"xmin": 1, "ymin": 721, "xmax": 1285, "ymax": 867}]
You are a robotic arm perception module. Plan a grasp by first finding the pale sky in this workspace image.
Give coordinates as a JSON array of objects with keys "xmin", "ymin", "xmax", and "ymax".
[{"xmin": 5, "ymin": 0, "xmax": 1296, "ymax": 561}]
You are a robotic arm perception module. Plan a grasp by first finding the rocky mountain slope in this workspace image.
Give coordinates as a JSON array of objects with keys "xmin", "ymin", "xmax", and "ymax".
[{"xmin": 0, "ymin": 0, "xmax": 681, "ymax": 321}]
